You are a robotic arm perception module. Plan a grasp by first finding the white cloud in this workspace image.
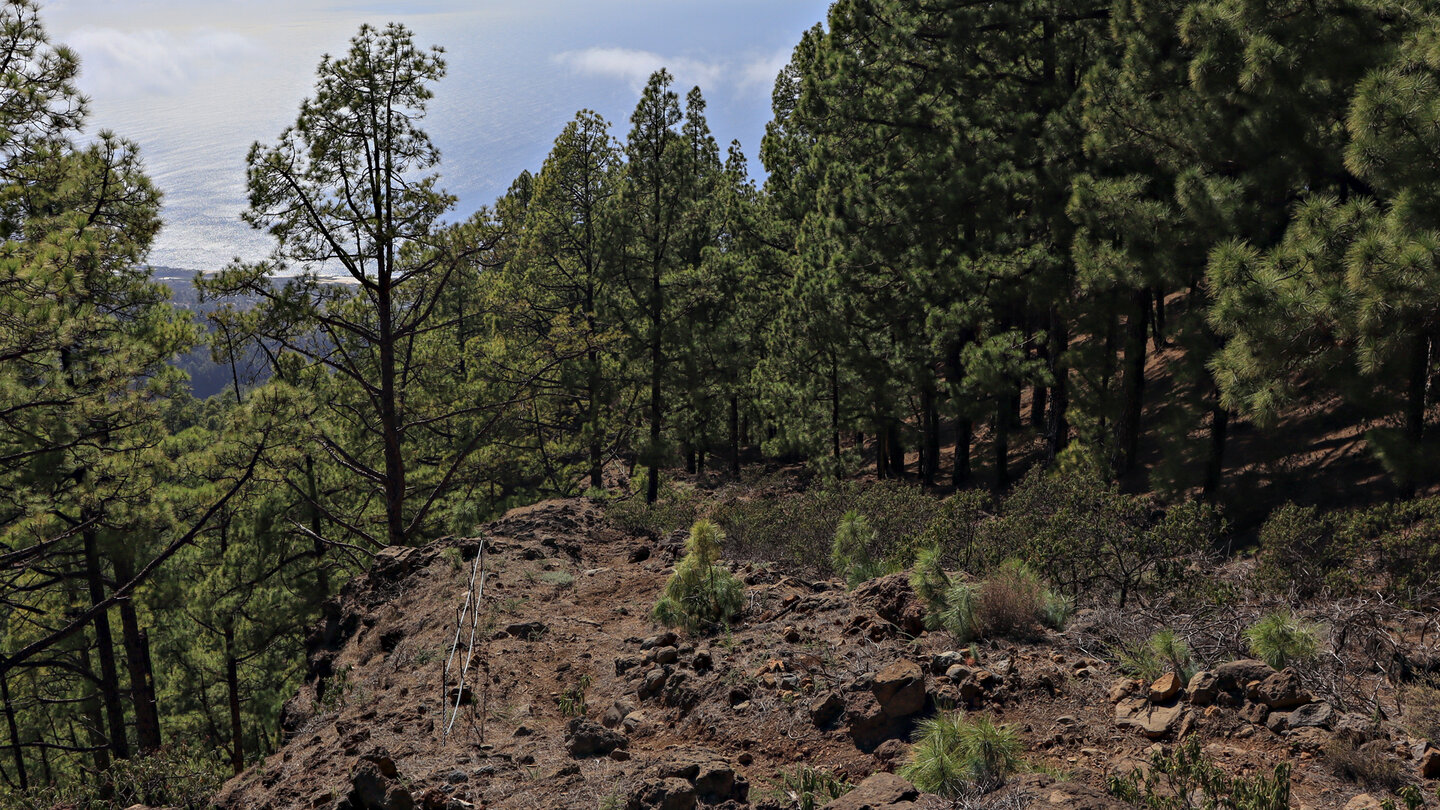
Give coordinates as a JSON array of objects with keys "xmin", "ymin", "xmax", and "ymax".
[
  {"xmin": 67, "ymin": 27, "xmax": 262, "ymax": 98},
  {"xmin": 555, "ymin": 45, "xmax": 788, "ymax": 95}
]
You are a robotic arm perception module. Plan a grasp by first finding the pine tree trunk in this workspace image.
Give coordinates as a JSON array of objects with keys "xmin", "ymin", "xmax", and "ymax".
[
  {"xmin": 730, "ymin": 395, "xmax": 742, "ymax": 477},
  {"xmin": 954, "ymin": 417, "xmax": 972, "ymax": 488},
  {"xmin": 994, "ymin": 400, "xmax": 1010, "ymax": 492},
  {"xmin": 888, "ymin": 422, "xmax": 905, "ymax": 479},
  {"xmin": 1, "ymin": 669, "xmax": 27, "ymax": 790},
  {"xmin": 225, "ymin": 625, "xmax": 244, "ymax": 775},
  {"xmin": 1203, "ymin": 399, "xmax": 1229, "ymax": 503},
  {"xmin": 83, "ymin": 528, "xmax": 128, "ymax": 761},
  {"xmin": 589, "ymin": 349, "xmax": 604, "ymax": 491},
  {"xmin": 1046, "ymin": 308, "xmax": 1070, "ymax": 461},
  {"xmin": 111, "ymin": 554, "xmax": 161, "ymax": 755},
  {"xmin": 75, "ymin": 637, "xmax": 112, "ymax": 776},
  {"xmin": 1118, "ymin": 288, "xmax": 1151, "ymax": 475},
  {"xmin": 305, "ymin": 457, "xmax": 329, "ymax": 599},
  {"xmin": 377, "ymin": 278, "xmax": 406, "ymax": 546},
  {"xmin": 829, "ymin": 360, "xmax": 842, "ymax": 461},
  {"xmin": 922, "ymin": 384, "xmax": 940, "ymax": 487}
]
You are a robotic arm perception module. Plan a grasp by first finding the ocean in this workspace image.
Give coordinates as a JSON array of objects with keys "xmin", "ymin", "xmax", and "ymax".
[{"xmin": 44, "ymin": 0, "xmax": 833, "ymax": 273}]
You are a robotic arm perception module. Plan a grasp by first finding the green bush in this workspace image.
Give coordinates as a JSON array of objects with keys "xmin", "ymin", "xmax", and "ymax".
[
  {"xmin": 0, "ymin": 744, "xmax": 228, "ymax": 810},
  {"xmin": 980, "ymin": 471, "xmax": 1218, "ymax": 608},
  {"xmin": 832, "ymin": 510, "xmax": 883, "ymax": 587},
  {"xmin": 910, "ymin": 489, "xmax": 990, "ymax": 573},
  {"xmin": 914, "ymin": 557, "xmax": 1064, "ymax": 643},
  {"xmin": 1116, "ymin": 629, "xmax": 1196, "ymax": 682},
  {"xmin": 910, "ymin": 545, "xmax": 952, "ymax": 615},
  {"xmin": 1254, "ymin": 498, "xmax": 1440, "ymax": 606},
  {"xmin": 939, "ymin": 581, "xmax": 981, "ymax": 643},
  {"xmin": 608, "ymin": 482, "xmax": 704, "ymax": 539},
  {"xmin": 1108, "ymin": 736, "xmax": 1289, "ymax": 810},
  {"xmin": 713, "ymin": 481, "xmax": 940, "ymax": 574},
  {"xmin": 899, "ymin": 712, "xmax": 1024, "ymax": 796},
  {"xmin": 652, "ymin": 520, "xmax": 745, "ymax": 634},
  {"xmin": 1245, "ymin": 611, "xmax": 1320, "ymax": 670}
]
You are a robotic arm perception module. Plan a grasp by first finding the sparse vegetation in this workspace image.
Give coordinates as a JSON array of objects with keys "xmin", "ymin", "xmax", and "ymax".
[
  {"xmin": 1116, "ymin": 629, "xmax": 1197, "ymax": 682},
  {"xmin": 652, "ymin": 520, "xmax": 745, "ymax": 634},
  {"xmin": 1245, "ymin": 611, "xmax": 1320, "ymax": 671},
  {"xmin": 768, "ymin": 766, "xmax": 853, "ymax": 810},
  {"xmin": 900, "ymin": 712, "xmax": 1024, "ymax": 796},
  {"xmin": 914, "ymin": 557, "xmax": 1067, "ymax": 643},
  {"xmin": 557, "ymin": 674, "xmax": 592, "ymax": 718},
  {"xmin": 1108, "ymin": 736, "xmax": 1290, "ymax": 810},
  {"xmin": 832, "ymin": 510, "xmax": 885, "ymax": 587}
]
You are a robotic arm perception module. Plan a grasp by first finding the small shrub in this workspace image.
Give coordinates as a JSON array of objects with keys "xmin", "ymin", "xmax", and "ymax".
[
  {"xmin": 442, "ymin": 546, "xmax": 466, "ymax": 572},
  {"xmin": 609, "ymin": 484, "xmax": 703, "ymax": 539},
  {"xmin": 900, "ymin": 712, "xmax": 1024, "ymax": 796},
  {"xmin": 557, "ymin": 674, "xmax": 592, "ymax": 718},
  {"xmin": 1115, "ymin": 629, "xmax": 1195, "ymax": 682},
  {"xmin": 832, "ymin": 510, "xmax": 883, "ymax": 587},
  {"xmin": 911, "ymin": 489, "xmax": 990, "ymax": 573},
  {"xmin": 975, "ymin": 560, "xmax": 1046, "ymax": 640},
  {"xmin": 1108, "ymin": 736, "xmax": 1289, "ymax": 810},
  {"xmin": 916, "ymin": 557, "xmax": 1065, "ymax": 643},
  {"xmin": 910, "ymin": 545, "xmax": 952, "ymax": 613},
  {"xmin": 0, "ymin": 744, "xmax": 229, "ymax": 810},
  {"xmin": 1245, "ymin": 611, "xmax": 1319, "ymax": 670},
  {"xmin": 940, "ymin": 582, "xmax": 981, "ymax": 643},
  {"xmin": 652, "ymin": 520, "xmax": 745, "ymax": 634},
  {"xmin": 1401, "ymin": 677, "xmax": 1440, "ymax": 746},
  {"xmin": 538, "ymin": 569, "xmax": 574, "ymax": 587},
  {"xmin": 982, "ymin": 471, "xmax": 1217, "ymax": 608},
  {"xmin": 1041, "ymin": 590, "xmax": 1075, "ymax": 630},
  {"xmin": 1325, "ymin": 738, "xmax": 1405, "ymax": 791},
  {"xmin": 769, "ymin": 766, "xmax": 853, "ymax": 810}
]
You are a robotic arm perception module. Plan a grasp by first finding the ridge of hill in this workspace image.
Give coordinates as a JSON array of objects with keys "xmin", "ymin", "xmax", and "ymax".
[{"xmin": 211, "ymin": 498, "xmax": 1440, "ymax": 810}]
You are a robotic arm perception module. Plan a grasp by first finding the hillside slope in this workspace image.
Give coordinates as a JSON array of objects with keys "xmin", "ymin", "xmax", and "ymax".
[{"xmin": 212, "ymin": 498, "xmax": 1438, "ymax": 810}]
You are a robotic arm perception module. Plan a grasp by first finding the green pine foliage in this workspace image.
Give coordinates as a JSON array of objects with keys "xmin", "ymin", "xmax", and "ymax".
[
  {"xmin": 1245, "ymin": 612, "xmax": 1321, "ymax": 671},
  {"xmin": 899, "ymin": 712, "xmax": 1024, "ymax": 797},
  {"xmin": 651, "ymin": 520, "xmax": 745, "ymax": 634}
]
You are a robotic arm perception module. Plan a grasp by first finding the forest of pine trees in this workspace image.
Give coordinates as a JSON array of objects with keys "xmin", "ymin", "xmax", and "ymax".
[{"xmin": 5, "ymin": 0, "xmax": 1440, "ymax": 798}]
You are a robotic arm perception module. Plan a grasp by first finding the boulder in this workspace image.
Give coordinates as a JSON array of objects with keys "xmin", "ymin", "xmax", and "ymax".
[
  {"xmin": 932, "ymin": 651, "xmax": 964, "ymax": 674},
  {"xmin": 989, "ymin": 773, "xmax": 1130, "ymax": 810},
  {"xmin": 1344, "ymin": 795, "xmax": 1385, "ymax": 810},
  {"xmin": 348, "ymin": 761, "xmax": 413, "ymax": 810},
  {"xmin": 1254, "ymin": 668, "xmax": 1311, "ymax": 710},
  {"xmin": 845, "ymin": 693, "xmax": 893, "ymax": 751},
  {"xmin": 872, "ymin": 660, "xmax": 926, "ymax": 719},
  {"xmin": 1214, "ymin": 659, "xmax": 1274, "ymax": 693},
  {"xmin": 504, "ymin": 621, "xmax": 548, "ymax": 639},
  {"xmin": 1421, "ymin": 747, "xmax": 1440, "ymax": 779},
  {"xmin": 1115, "ymin": 697, "xmax": 1185, "ymax": 739},
  {"xmin": 852, "ymin": 574, "xmax": 926, "ymax": 635},
  {"xmin": 603, "ymin": 699, "xmax": 637, "ymax": 729},
  {"xmin": 1287, "ymin": 701, "xmax": 1334, "ymax": 730},
  {"xmin": 1149, "ymin": 672, "xmax": 1183, "ymax": 703},
  {"xmin": 627, "ymin": 778, "xmax": 697, "ymax": 810},
  {"xmin": 565, "ymin": 717, "xmax": 627, "ymax": 757},
  {"xmin": 810, "ymin": 691, "xmax": 846, "ymax": 728},
  {"xmin": 821, "ymin": 772, "xmax": 919, "ymax": 810},
  {"xmin": 1187, "ymin": 671, "xmax": 1219, "ymax": 706}
]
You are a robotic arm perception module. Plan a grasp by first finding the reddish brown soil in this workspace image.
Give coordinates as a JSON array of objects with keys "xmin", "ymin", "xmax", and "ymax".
[{"xmin": 212, "ymin": 498, "xmax": 1436, "ymax": 810}]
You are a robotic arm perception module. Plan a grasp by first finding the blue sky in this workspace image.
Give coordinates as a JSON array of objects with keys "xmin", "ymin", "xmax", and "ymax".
[{"xmin": 41, "ymin": 0, "xmax": 833, "ymax": 270}]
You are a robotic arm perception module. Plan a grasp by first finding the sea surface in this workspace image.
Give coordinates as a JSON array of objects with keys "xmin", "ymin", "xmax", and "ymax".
[{"xmin": 44, "ymin": 0, "xmax": 832, "ymax": 273}]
